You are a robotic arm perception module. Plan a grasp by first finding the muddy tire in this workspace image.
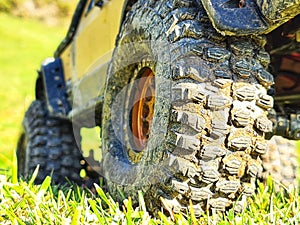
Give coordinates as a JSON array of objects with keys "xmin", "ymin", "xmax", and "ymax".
[
  {"xmin": 16, "ymin": 100, "xmax": 82, "ymax": 184},
  {"xmin": 262, "ymin": 136, "xmax": 298, "ymax": 188},
  {"xmin": 102, "ymin": 0, "xmax": 274, "ymax": 215}
]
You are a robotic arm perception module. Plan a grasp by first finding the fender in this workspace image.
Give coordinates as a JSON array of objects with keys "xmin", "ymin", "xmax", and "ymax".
[
  {"xmin": 121, "ymin": 0, "xmax": 300, "ymax": 36},
  {"xmin": 200, "ymin": 0, "xmax": 300, "ymax": 36},
  {"xmin": 40, "ymin": 58, "xmax": 71, "ymax": 117}
]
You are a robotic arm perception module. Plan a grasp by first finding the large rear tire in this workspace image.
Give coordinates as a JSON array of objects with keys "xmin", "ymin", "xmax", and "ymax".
[
  {"xmin": 102, "ymin": 0, "xmax": 274, "ymax": 215},
  {"xmin": 262, "ymin": 136, "xmax": 299, "ymax": 188},
  {"xmin": 16, "ymin": 100, "xmax": 83, "ymax": 184}
]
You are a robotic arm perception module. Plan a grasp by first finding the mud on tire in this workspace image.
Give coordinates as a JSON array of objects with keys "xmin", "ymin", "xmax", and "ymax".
[
  {"xmin": 17, "ymin": 100, "xmax": 83, "ymax": 184},
  {"xmin": 102, "ymin": 0, "xmax": 274, "ymax": 216}
]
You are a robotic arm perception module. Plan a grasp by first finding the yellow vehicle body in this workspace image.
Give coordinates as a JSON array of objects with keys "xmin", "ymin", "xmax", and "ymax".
[{"xmin": 60, "ymin": 0, "xmax": 124, "ymax": 81}]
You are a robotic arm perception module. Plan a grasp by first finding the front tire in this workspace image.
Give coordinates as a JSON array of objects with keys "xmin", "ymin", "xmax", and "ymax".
[{"xmin": 102, "ymin": 0, "xmax": 274, "ymax": 215}]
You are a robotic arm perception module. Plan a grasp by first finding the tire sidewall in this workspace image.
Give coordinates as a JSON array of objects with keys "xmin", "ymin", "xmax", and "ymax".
[
  {"xmin": 102, "ymin": 7, "xmax": 173, "ymax": 188},
  {"xmin": 16, "ymin": 132, "xmax": 30, "ymax": 177}
]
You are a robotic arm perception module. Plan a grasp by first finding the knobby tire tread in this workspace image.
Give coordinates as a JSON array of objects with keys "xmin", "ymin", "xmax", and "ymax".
[
  {"xmin": 18, "ymin": 100, "xmax": 82, "ymax": 184},
  {"xmin": 103, "ymin": 0, "xmax": 275, "ymax": 216}
]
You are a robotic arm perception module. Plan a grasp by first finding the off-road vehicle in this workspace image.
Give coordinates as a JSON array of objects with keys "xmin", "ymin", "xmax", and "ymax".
[{"xmin": 17, "ymin": 0, "xmax": 300, "ymax": 215}]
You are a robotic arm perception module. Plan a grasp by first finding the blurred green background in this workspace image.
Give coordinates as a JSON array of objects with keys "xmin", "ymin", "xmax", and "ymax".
[{"xmin": 0, "ymin": 0, "xmax": 76, "ymax": 174}]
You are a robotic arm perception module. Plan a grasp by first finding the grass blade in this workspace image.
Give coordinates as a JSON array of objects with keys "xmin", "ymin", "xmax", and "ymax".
[
  {"xmin": 11, "ymin": 152, "xmax": 18, "ymax": 184},
  {"xmin": 28, "ymin": 165, "xmax": 39, "ymax": 187}
]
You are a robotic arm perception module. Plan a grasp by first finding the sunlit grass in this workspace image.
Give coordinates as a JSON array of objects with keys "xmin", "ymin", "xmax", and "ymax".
[
  {"xmin": 0, "ymin": 13, "xmax": 69, "ymax": 171},
  {"xmin": 0, "ymin": 170, "xmax": 299, "ymax": 224}
]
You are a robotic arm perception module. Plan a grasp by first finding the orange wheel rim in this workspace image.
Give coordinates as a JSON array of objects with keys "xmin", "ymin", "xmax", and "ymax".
[{"xmin": 131, "ymin": 67, "xmax": 155, "ymax": 151}]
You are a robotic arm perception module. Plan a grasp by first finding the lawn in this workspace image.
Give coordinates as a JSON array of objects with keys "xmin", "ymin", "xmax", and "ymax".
[
  {"xmin": 0, "ymin": 168, "xmax": 299, "ymax": 224},
  {"xmin": 0, "ymin": 13, "xmax": 68, "ymax": 172}
]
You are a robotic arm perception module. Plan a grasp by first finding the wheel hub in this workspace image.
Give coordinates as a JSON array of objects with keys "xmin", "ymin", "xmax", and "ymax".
[{"xmin": 131, "ymin": 67, "xmax": 155, "ymax": 151}]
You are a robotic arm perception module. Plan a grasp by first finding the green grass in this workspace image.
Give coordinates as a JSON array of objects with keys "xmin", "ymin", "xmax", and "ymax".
[
  {"xmin": 0, "ymin": 169, "xmax": 299, "ymax": 224},
  {"xmin": 0, "ymin": 13, "xmax": 68, "ymax": 171}
]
